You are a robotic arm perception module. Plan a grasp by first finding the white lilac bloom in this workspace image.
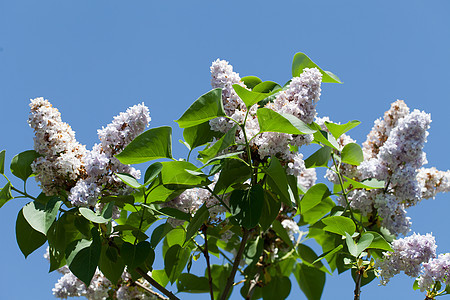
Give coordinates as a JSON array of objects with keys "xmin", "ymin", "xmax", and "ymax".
[
  {"xmin": 418, "ymin": 253, "xmax": 450, "ymax": 292},
  {"xmin": 417, "ymin": 167, "xmax": 450, "ymax": 200},
  {"xmin": 68, "ymin": 104, "xmax": 150, "ymax": 207},
  {"xmin": 374, "ymin": 193, "xmax": 411, "ymax": 236},
  {"xmin": 297, "ymin": 168, "xmax": 317, "ymax": 190},
  {"xmin": 376, "ymin": 233, "xmax": 437, "ymax": 285},
  {"xmin": 281, "ymin": 219, "xmax": 302, "ymax": 243},
  {"xmin": 28, "ymin": 97, "xmax": 87, "ymax": 195},
  {"xmin": 362, "ymin": 100, "xmax": 410, "ymax": 160}
]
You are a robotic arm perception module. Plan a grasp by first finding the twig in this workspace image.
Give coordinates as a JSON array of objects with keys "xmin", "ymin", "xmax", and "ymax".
[
  {"xmin": 202, "ymin": 225, "xmax": 215, "ymax": 300},
  {"xmin": 219, "ymin": 228, "xmax": 250, "ymax": 300},
  {"xmin": 135, "ymin": 268, "xmax": 181, "ymax": 300},
  {"xmin": 134, "ymin": 280, "xmax": 169, "ymax": 300},
  {"xmin": 246, "ymin": 272, "xmax": 260, "ymax": 300},
  {"xmin": 354, "ymin": 268, "xmax": 363, "ymax": 300}
]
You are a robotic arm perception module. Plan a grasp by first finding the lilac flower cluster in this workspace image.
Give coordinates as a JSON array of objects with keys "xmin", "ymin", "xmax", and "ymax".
[
  {"xmin": 28, "ymin": 98, "xmax": 87, "ymax": 195},
  {"xmin": 209, "ymin": 59, "xmax": 322, "ymax": 178},
  {"xmin": 68, "ymin": 103, "xmax": 150, "ymax": 207},
  {"xmin": 417, "ymin": 167, "xmax": 450, "ymax": 200},
  {"xmin": 376, "ymin": 233, "xmax": 437, "ymax": 285},
  {"xmin": 418, "ymin": 253, "xmax": 450, "ymax": 292}
]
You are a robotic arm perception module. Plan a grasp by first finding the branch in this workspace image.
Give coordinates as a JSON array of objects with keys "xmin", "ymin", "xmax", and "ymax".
[
  {"xmin": 202, "ymin": 225, "xmax": 215, "ymax": 300},
  {"xmin": 246, "ymin": 272, "xmax": 260, "ymax": 300},
  {"xmin": 134, "ymin": 280, "xmax": 169, "ymax": 300},
  {"xmin": 135, "ymin": 268, "xmax": 180, "ymax": 300},
  {"xmin": 354, "ymin": 268, "xmax": 363, "ymax": 300},
  {"xmin": 219, "ymin": 228, "xmax": 250, "ymax": 300}
]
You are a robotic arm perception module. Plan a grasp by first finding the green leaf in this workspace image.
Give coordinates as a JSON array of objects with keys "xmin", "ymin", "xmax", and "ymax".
[
  {"xmin": 272, "ymin": 219, "xmax": 294, "ymax": 248},
  {"xmin": 22, "ymin": 197, "xmax": 62, "ymax": 234},
  {"xmin": 312, "ymin": 129, "xmax": 340, "ymax": 151},
  {"xmin": 160, "ymin": 161, "xmax": 211, "ymax": 187},
  {"xmin": 343, "ymin": 176, "xmax": 385, "ymax": 190},
  {"xmin": 301, "ymin": 197, "xmax": 335, "ymax": 224},
  {"xmin": 164, "ymin": 244, "xmax": 190, "ymax": 284},
  {"xmin": 99, "ymin": 245, "xmax": 125, "ymax": 284},
  {"xmin": 325, "ymin": 120, "xmax": 361, "ymax": 139},
  {"xmin": 364, "ymin": 231, "xmax": 393, "ymax": 252},
  {"xmin": 294, "ymin": 263, "xmax": 326, "ymax": 300},
  {"xmin": 79, "ymin": 206, "xmax": 112, "ymax": 224},
  {"xmin": 229, "ymin": 185, "xmax": 264, "ymax": 229},
  {"xmin": 301, "ymin": 183, "xmax": 331, "ymax": 213},
  {"xmin": 198, "ymin": 125, "xmax": 237, "ymax": 163},
  {"xmin": 262, "ymin": 276, "xmax": 291, "ymax": 300},
  {"xmin": 151, "ymin": 222, "xmax": 173, "ymax": 248},
  {"xmin": 10, "ymin": 150, "xmax": 40, "ymax": 181},
  {"xmin": 304, "ymin": 146, "xmax": 331, "ymax": 169},
  {"xmin": 341, "ymin": 143, "xmax": 364, "ymax": 166},
  {"xmin": 16, "ymin": 209, "xmax": 46, "ymax": 258},
  {"xmin": 115, "ymin": 126, "xmax": 173, "ymax": 164},
  {"xmin": 65, "ymin": 228, "xmax": 101, "ymax": 286},
  {"xmin": 257, "ymin": 108, "xmax": 316, "ymax": 135},
  {"xmin": 213, "ymin": 159, "xmax": 251, "ymax": 194},
  {"xmin": 313, "ymin": 244, "xmax": 344, "ymax": 264},
  {"xmin": 264, "ymin": 157, "xmax": 291, "ymax": 204},
  {"xmin": 233, "ymin": 84, "xmax": 277, "ymax": 109},
  {"xmin": 209, "ymin": 264, "xmax": 233, "ymax": 300},
  {"xmin": 177, "ymin": 273, "xmax": 212, "ymax": 293},
  {"xmin": 152, "ymin": 269, "xmax": 169, "ymax": 287},
  {"xmin": 322, "ymin": 216, "xmax": 356, "ymax": 236},
  {"xmin": 259, "ymin": 191, "xmax": 281, "ymax": 232},
  {"xmin": 175, "ymin": 88, "xmax": 225, "ymax": 128},
  {"xmin": 0, "ymin": 181, "xmax": 13, "ymax": 208},
  {"xmin": 252, "ymin": 81, "xmax": 282, "ymax": 93},
  {"xmin": 297, "ymin": 244, "xmax": 330, "ymax": 274},
  {"xmin": 144, "ymin": 162, "xmax": 163, "ymax": 185},
  {"xmin": 241, "ymin": 76, "xmax": 262, "ymax": 89},
  {"xmin": 183, "ymin": 121, "xmax": 222, "ymax": 150},
  {"xmin": 0, "ymin": 150, "xmax": 5, "ymax": 174},
  {"xmin": 292, "ymin": 52, "xmax": 342, "ymax": 83},
  {"xmin": 116, "ymin": 173, "xmax": 143, "ymax": 189},
  {"xmin": 157, "ymin": 207, "xmax": 191, "ymax": 222},
  {"xmin": 413, "ymin": 279, "xmax": 420, "ymax": 291},
  {"xmin": 185, "ymin": 204, "xmax": 209, "ymax": 243},
  {"xmin": 121, "ymin": 241, "xmax": 151, "ymax": 269},
  {"xmin": 351, "ymin": 268, "xmax": 376, "ymax": 287}
]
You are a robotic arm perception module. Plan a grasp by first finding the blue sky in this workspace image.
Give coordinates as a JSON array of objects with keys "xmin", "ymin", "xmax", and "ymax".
[{"xmin": 1, "ymin": 1, "xmax": 449, "ymax": 299}]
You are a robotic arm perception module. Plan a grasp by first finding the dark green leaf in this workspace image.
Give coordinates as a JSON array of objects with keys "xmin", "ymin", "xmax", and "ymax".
[
  {"xmin": 65, "ymin": 228, "xmax": 101, "ymax": 286},
  {"xmin": 185, "ymin": 204, "xmax": 209, "ymax": 243},
  {"xmin": 292, "ymin": 52, "xmax": 342, "ymax": 83},
  {"xmin": 157, "ymin": 207, "xmax": 191, "ymax": 222},
  {"xmin": 175, "ymin": 88, "xmax": 225, "ymax": 128},
  {"xmin": 143, "ymin": 162, "xmax": 163, "ymax": 185},
  {"xmin": 0, "ymin": 181, "xmax": 13, "ymax": 208},
  {"xmin": 183, "ymin": 121, "xmax": 222, "ymax": 150},
  {"xmin": 257, "ymin": 108, "xmax": 316, "ymax": 135},
  {"xmin": 115, "ymin": 126, "xmax": 173, "ymax": 164},
  {"xmin": 264, "ymin": 157, "xmax": 291, "ymax": 205},
  {"xmin": 177, "ymin": 273, "xmax": 212, "ymax": 293},
  {"xmin": 325, "ymin": 120, "xmax": 361, "ymax": 139},
  {"xmin": 233, "ymin": 84, "xmax": 277, "ymax": 109},
  {"xmin": 322, "ymin": 216, "xmax": 356, "ymax": 236},
  {"xmin": 352, "ymin": 268, "xmax": 376, "ymax": 287},
  {"xmin": 164, "ymin": 244, "xmax": 190, "ymax": 284},
  {"xmin": 259, "ymin": 191, "xmax": 281, "ymax": 232},
  {"xmin": 229, "ymin": 185, "xmax": 264, "ymax": 229},
  {"xmin": 262, "ymin": 276, "xmax": 291, "ymax": 300},
  {"xmin": 150, "ymin": 222, "xmax": 173, "ymax": 248},
  {"xmin": 22, "ymin": 197, "xmax": 62, "ymax": 234},
  {"xmin": 304, "ymin": 146, "xmax": 331, "ymax": 169},
  {"xmin": 10, "ymin": 150, "xmax": 40, "ymax": 181},
  {"xmin": 341, "ymin": 143, "xmax": 364, "ymax": 166},
  {"xmin": 209, "ymin": 264, "xmax": 233, "ymax": 300},
  {"xmin": 198, "ymin": 125, "xmax": 237, "ymax": 163},
  {"xmin": 213, "ymin": 159, "xmax": 251, "ymax": 194},
  {"xmin": 272, "ymin": 219, "xmax": 294, "ymax": 248},
  {"xmin": 241, "ymin": 76, "xmax": 262, "ymax": 89},
  {"xmin": 301, "ymin": 183, "xmax": 331, "ymax": 213},
  {"xmin": 294, "ymin": 263, "xmax": 326, "ymax": 300},
  {"xmin": 16, "ymin": 209, "xmax": 46, "ymax": 258},
  {"xmin": 313, "ymin": 244, "xmax": 344, "ymax": 264},
  {"xmin": 0, "ymin": 150, "xmax": 5, "ymax": 174},
  {"xmin": 99, "ymin": 245, "xmax": 125, "ymax": 284},
  {"xmin": 121, "ymin": 241, "xmax": 151, "ymax": 269}
]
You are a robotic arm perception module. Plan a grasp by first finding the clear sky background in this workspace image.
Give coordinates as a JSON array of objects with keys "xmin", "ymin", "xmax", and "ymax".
[{"xmin": 1, "ymin": 1, "xmax": 449, "ymax": 299}]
